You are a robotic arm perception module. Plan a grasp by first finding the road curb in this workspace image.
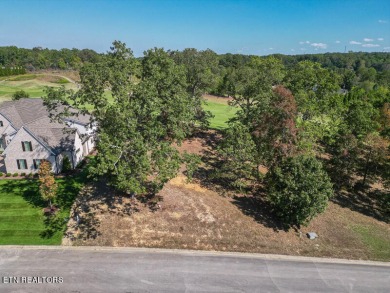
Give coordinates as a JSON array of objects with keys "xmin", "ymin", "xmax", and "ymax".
[{"xmin": 1, "ymin": 245, "xmax": 389, "ymax": 267}]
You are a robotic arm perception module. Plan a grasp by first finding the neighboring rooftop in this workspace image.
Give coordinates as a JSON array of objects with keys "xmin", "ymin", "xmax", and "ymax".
[
  {"xmin": 0, "ymin": 98, "xmax": 91, "ymax": 128},
  {"xmin": 0, "ymin": 98, "xmax": 90, "ymax": 153}
]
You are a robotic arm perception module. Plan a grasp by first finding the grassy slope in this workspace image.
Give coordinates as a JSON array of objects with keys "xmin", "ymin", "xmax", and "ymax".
[
  {"xmin": 0, "ymin": 74, "xmax": 77, "ymax": 103},
  {"xmin": 0, "ymin": 172, "xmax": 87, "ymax": 245}
]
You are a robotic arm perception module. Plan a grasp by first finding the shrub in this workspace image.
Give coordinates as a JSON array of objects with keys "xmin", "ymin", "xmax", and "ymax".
[
  {"xmin": 12, "ymin": 90, "xmax": 30, "ymax": 100},
  {"xmin": 0, "ymin": 172, "xmax": 3, "ymax": 177},
  {"xmin": 12, "ymin": 173, "xmax": 19, "ymax": 177},
  {"xmin": 62, "ymin": 156, "xmax": 72, "ymax": 173},
  {"xmin": 6, "ymin": 173, "xmax": 11, "ymax": 177},
  {"xmin": 266, "ymin": 155, "xmax": 334, "ymax": 228},
  {"xmin": 20, "ymin": 172, "xmax": 26, "ymax": 176}
]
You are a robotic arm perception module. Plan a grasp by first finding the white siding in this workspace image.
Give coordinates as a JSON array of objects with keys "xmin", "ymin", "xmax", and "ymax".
[
  {"xmin": 0, "ymin": 113, "xmax": 12, "ymax": 135},
  {"xmin": 3, "ymin": 128, "xmax": 57, "ymax": 174}
]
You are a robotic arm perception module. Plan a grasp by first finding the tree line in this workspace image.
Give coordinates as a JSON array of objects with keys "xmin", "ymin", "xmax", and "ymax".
[{"xmin": 0, "ymin": 46, "xmax": 101, "ymax": 71}]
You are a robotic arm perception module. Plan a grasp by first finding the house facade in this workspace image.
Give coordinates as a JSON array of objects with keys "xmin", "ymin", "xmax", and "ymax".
[{"xmin": 0, "ymin": 98, "xmax": 95, "ymax": 174}]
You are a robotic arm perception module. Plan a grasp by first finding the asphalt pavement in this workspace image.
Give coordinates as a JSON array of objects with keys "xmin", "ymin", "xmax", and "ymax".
[{"xmin": 0, "ymin": 246, "xmax": 389, "ymax": 292}]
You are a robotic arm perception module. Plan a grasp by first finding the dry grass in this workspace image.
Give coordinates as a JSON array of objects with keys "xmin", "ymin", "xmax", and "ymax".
[{"xmin": 63, "ymin": 133, "xmax": 390, "ymax": 261}]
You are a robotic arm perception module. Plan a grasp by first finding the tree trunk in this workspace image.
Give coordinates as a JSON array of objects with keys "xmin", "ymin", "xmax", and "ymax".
[{"xmin": 362, "ymin": 149, "xmax": 372, "ymax": 186}]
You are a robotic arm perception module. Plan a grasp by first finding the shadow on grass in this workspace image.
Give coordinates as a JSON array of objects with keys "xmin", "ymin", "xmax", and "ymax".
[
  {"xmin": 0, "ymin": 179, "xmax": 45, "ymax": 208},
  {"xmin": 40, "ymin": 215, "xmax": 66, "ymax": 239},
  {"xmin": 332, "ymin": 186, "xmax": 389, "ymax": 224},
  {"xmin": 232, "ymin": 193, "xmax": 288, "ymax": 232},
  {"xmin": 65, "ymin": 179, "xmax": 143, "ymax": 242}
]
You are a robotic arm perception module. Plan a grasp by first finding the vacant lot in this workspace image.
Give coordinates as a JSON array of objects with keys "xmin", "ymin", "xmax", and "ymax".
[{"xmin": 64, "ymin": 134, "xmax": 390, "ymax": 261}]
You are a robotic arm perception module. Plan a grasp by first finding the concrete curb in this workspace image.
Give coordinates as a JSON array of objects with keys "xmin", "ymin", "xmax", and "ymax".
[{"xmin": 1, "ymin": 245, "xmax": 389, "ymax": 267}]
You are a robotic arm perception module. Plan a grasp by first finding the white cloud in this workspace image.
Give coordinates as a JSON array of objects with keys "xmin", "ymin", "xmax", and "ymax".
[
  {"xmin": 378, "ymin": 38, "xmax": 384, "ymax": 41},
  {"xmin": 290, "ymin": 49, "xmax": 295, "ymax": 52},
  {"xmin": 384, "ymin": 47, "xmax": 390, "ymax": 49},
  {"xmin": 299, "ymin": 41, "xmax": 304, "ymax": 44},
  {"xmin": 363, "ymin": 38, "xmax": 374, "ymax": 42},
  {"xmin": 335, "ymin": 40, "xmax": 341, "ymax": 44},
  {"xmin": 300, "ymin": 48, "xmax": 306, "ymax": 51},
  {"xmin": 378, "ymin": 19, "xmax": 388, "ymax": 23},
  {"xmin": 349, "ymin": 41, "xmax": 361, "ymax": 45},
  {"xmin": 310, "ymin": 42, "xmax": 327, "ymax": 49},
  {"xmin": 362, "ymin": 43, "xmax": 380, "ymax": 47}
]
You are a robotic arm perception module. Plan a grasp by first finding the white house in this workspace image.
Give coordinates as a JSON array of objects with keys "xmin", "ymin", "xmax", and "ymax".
[{"xmin": 0, "ymin": 98, "xmax": 95, "ymax": 174}]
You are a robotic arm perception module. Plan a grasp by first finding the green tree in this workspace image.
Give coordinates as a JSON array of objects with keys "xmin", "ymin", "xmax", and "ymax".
[
  {"xmin": 12, "ymin": 90, "xmax": 30, "ymax": 100},
  {"xmin": 216, "ymin": 122, "xmax": 257, "ymax": 189},
  {"xmin": 38, "ymin": 160, "xmax": 58, "ymax": 210},
  {"xmin": 44, "ymin": 42, "xmax": 197, "ymax": 196},
  {"xmin": 266, "ymin": 155, "xmax": 334, "ymax": 228}
]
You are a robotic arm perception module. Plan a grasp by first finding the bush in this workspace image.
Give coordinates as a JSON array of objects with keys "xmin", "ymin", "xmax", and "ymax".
[
  {"xmin": 12, "ymin": 90, "xmax": 30, "ymax": 100},
  {"xmin": 0, "ymin": 172, "xmax": 3, "ymax": 177},
  {"xmin": 12, "ymin": 173, "xmax": 19, "ymax": 177},
  {"xmin": 62, "ymin": 156, "xmax": 72, "ymax": 173},
  {"xmin": 20, "ymin": 172, "xmax": 26, "ymax": 176},
  {"xmin": 266, "ymin": 155, "xmax": 334, "ymax": 228},
  {"xmin": 6, "ymin": 173, "xmax": 12, "ymax": 177}
]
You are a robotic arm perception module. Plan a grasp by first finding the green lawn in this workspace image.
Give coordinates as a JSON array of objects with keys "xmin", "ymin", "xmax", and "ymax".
[
  {"xmin": 202, "ymin": 100, "xmax": 237, "ymax": 130},
  {"xmin": 351, "ymin": 224, "xmax": 390, "ymax": 261},
  {"xmin": 0, "ymin": 171, "xmax": 87, "ymax": 245}
]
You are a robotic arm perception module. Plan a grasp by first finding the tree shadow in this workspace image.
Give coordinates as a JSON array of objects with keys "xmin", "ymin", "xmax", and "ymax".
[
  {"xmin": 320, "ymin": 154, "xmax": 389, "ymax": 224},
  {"xmin": 190, "ymin": 130, "xmax": 247, "ymax": 196},
  {"xmin": 0, "ymin": 179, "xmax": 46, "ymax": 207},
  {"xmin": 231, "ymin": 189, "xmax": 288, "ymax": 232},
  {"xmin": 332, "ymin": 186, "xmax": 389, "ymax": 223},
  {"xmin": 64, "ymin": 179, "xmax": 145, "ymax": 242},
  {"xmin": 40, "ymin": 214, "xmax": 66, "ymax": 239},
  {"xmin": 187, "ymin": 130, "xmax": 288, "ymax": 231}
]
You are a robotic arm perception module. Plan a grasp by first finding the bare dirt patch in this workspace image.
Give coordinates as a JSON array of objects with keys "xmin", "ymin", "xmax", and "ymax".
[
  {"xmin": 64, "ymin": 173, "xmax": 390, "ymax": 260},
  {"xmin": 63, "ymin": 133, "xmax": 390, "ymax": 261}
]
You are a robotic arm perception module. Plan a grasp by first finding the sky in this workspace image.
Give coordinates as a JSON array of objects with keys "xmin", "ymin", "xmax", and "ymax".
[{"xmin": 1, "ymin": 0, "xmax": 390, "ymax": 56}]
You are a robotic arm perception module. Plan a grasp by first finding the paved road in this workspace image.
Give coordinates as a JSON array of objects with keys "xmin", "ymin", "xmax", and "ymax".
[{"xmin": 0, "ymin": 247, "xmax": 389, "ymax": 292}]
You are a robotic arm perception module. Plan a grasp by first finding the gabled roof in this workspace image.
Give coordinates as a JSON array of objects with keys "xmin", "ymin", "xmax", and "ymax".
[
  {"xmin": 0, "ymin": 98, "xmax": 89, "ymax": 154},
  {"xmin": 0, "ymin": 98, "xmax": 91, "ymax": 128},
  {"xmin": 26, "ymin": 126, "xmax": 77, "ymax": 154}
]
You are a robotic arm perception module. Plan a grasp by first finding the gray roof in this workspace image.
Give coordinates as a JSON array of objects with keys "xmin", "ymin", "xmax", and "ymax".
[
  {"xmin": 0, "ymin": 98, "xmax": 90, "ymax": 153},
  {"xmin": 26, "ymin": 127, "xmax": 76, "ymax": 153},
  {"xmin": 0, "ymin": 98, "xmax": 91, "ymax": 127}
]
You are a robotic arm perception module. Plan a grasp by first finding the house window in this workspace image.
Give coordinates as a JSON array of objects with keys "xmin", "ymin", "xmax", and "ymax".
[
  {"xmin": 33, "ymin": 159, "xmax": 42, "ymax": 169},
  {"xmin": 17, "ymin": 159, "xmax": 27, "ymax": 170},
  {"xmin": 22, "ymin": 141, "xmax": 33, "ymax": 152},
  {"xmin": 0, "ymin": 121, "xmax": 3, "ymax": 127}
]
